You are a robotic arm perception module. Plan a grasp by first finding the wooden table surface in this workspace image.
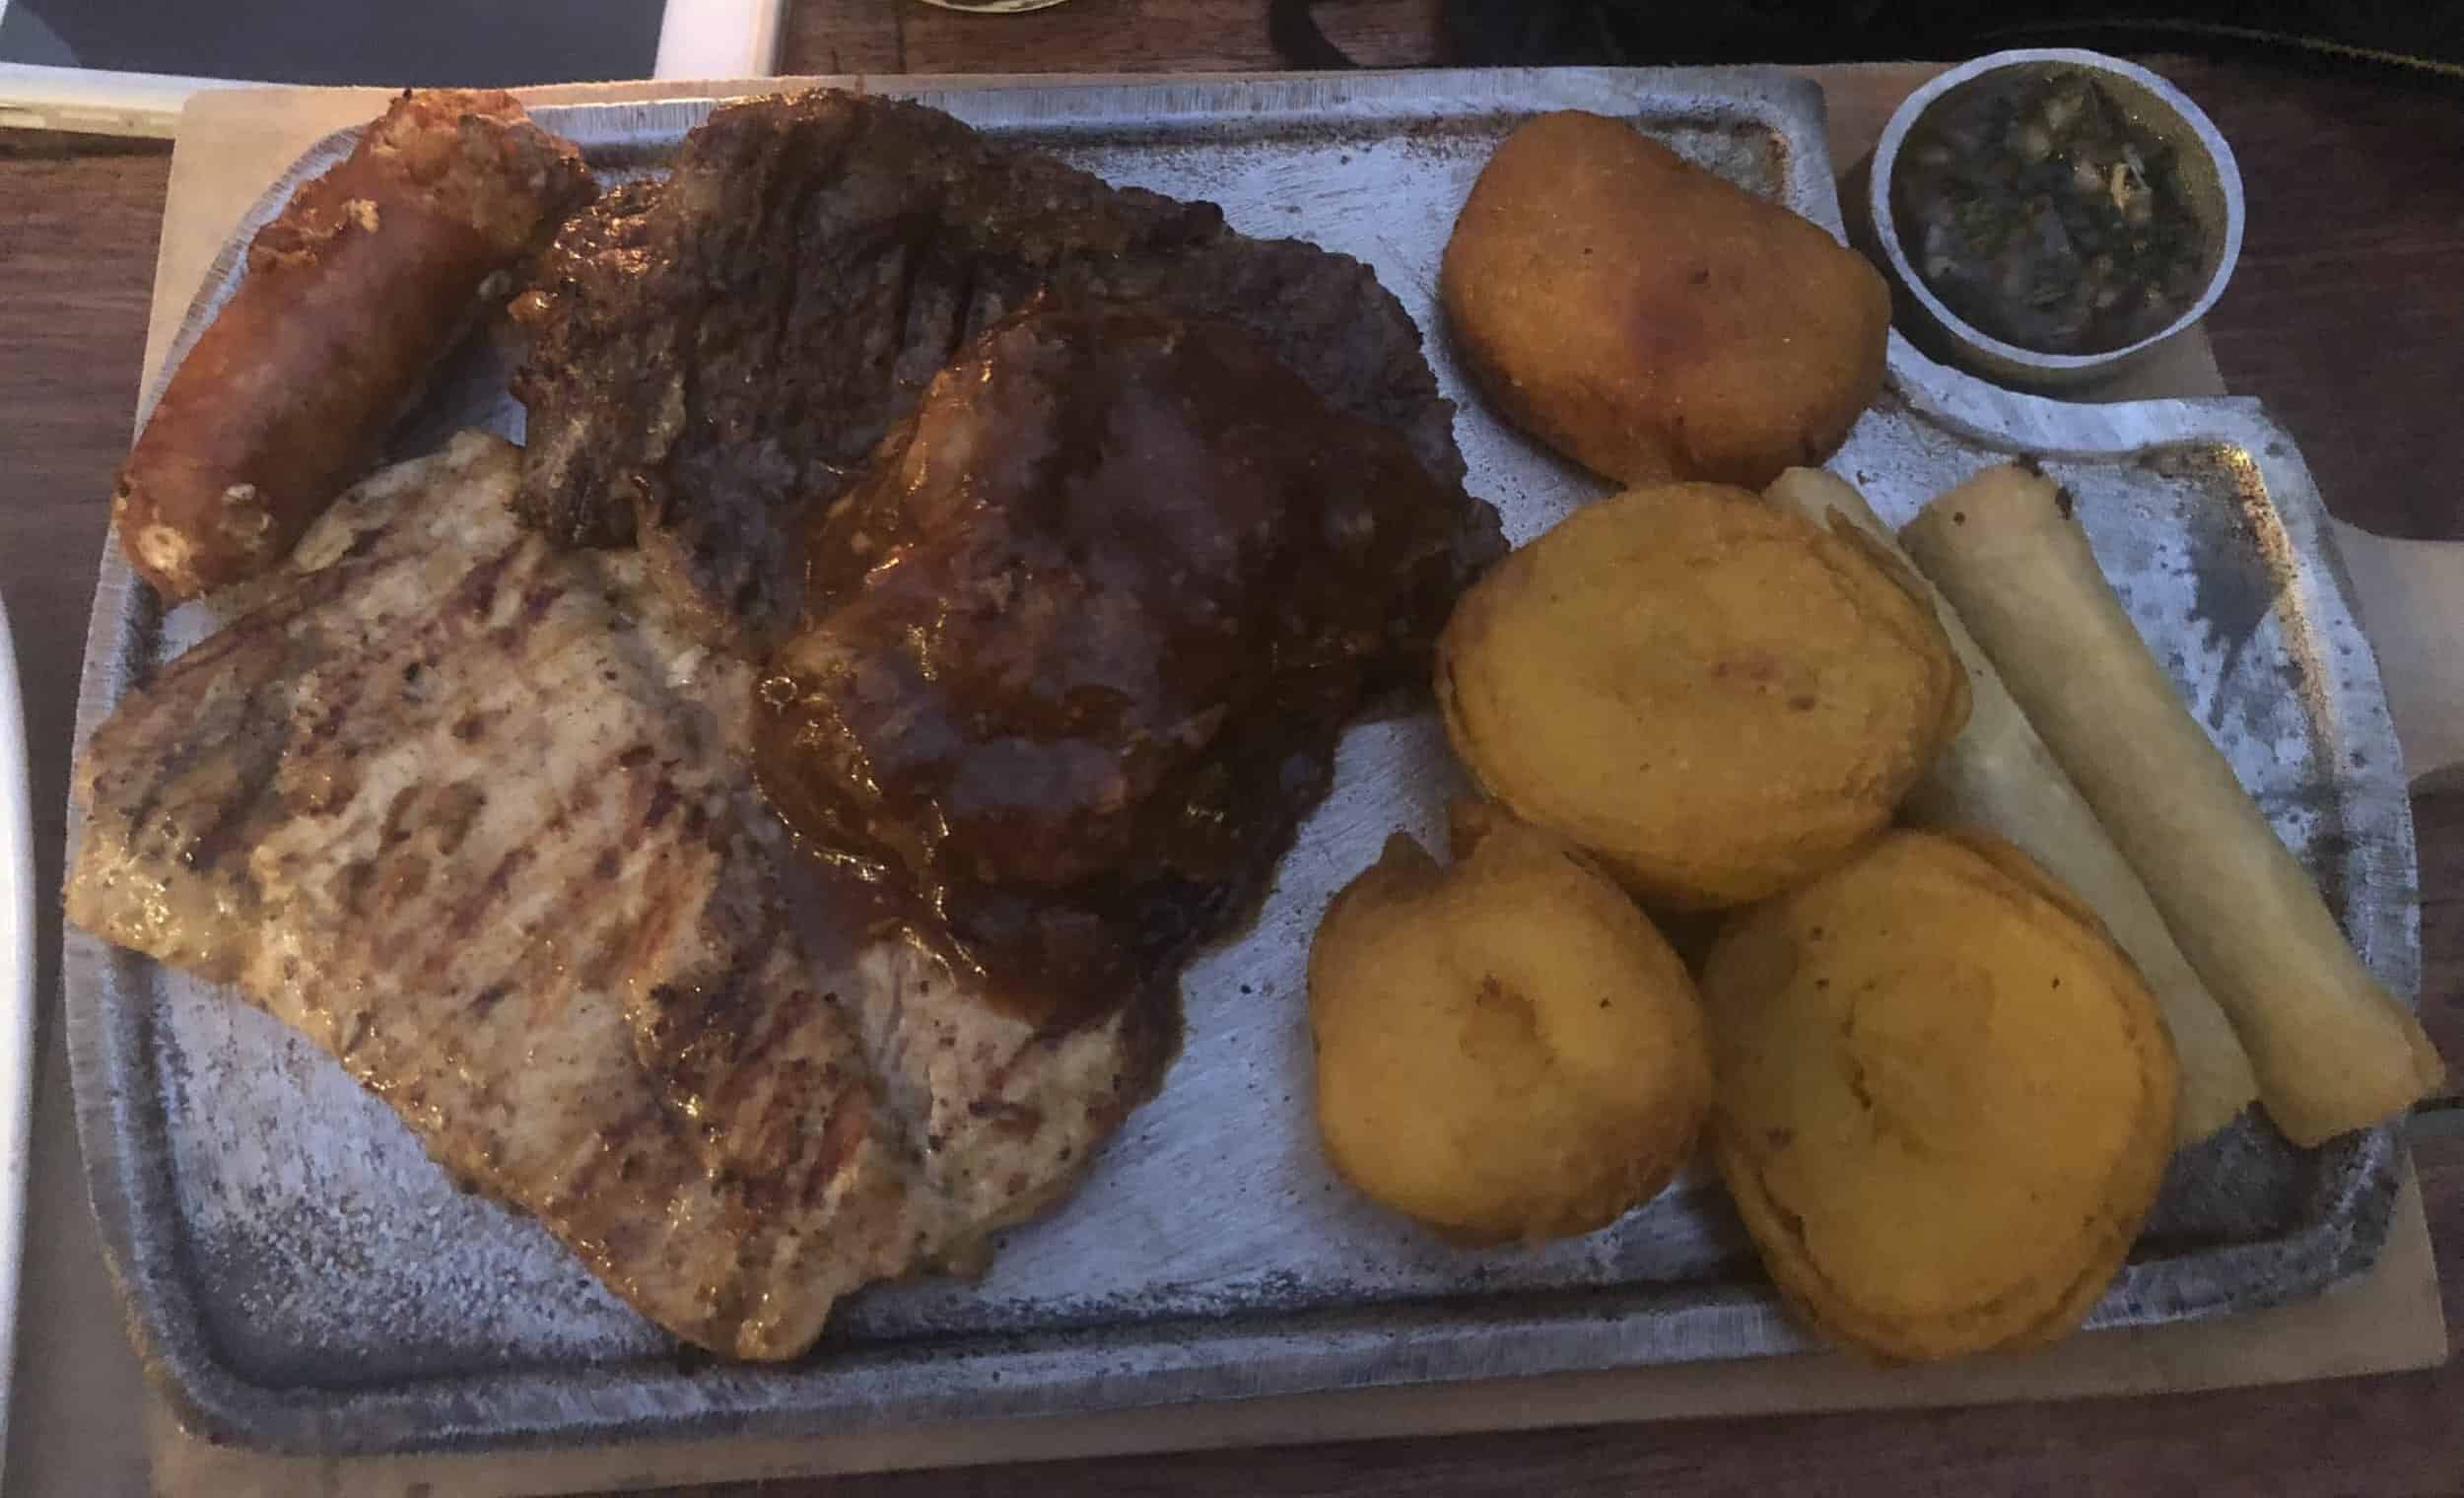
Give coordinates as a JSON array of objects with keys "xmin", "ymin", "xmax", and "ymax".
[{"xmin": 5, "ymin": 4, "xmax": 2464, "ymax": 1493}]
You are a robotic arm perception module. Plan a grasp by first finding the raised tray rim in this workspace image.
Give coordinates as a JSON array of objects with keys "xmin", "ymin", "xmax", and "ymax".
[{"xmin": 60, "ymin": 67, "xmax": 2415, "ymax": 1456}]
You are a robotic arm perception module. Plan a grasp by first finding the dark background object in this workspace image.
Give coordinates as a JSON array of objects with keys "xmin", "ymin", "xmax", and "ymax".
[
  {"xmin": 1271, "ymin": 0, "xmax": 2464, "ymax": 77},
  {"xmin": 0, "ymin": 0, "xmax": 663, "ymax": 87}
]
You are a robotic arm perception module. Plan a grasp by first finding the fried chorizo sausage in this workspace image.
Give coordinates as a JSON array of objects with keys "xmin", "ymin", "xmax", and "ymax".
[{"xmin": 111, "ymin": 89, "xmax": 592, "ymax": 600}]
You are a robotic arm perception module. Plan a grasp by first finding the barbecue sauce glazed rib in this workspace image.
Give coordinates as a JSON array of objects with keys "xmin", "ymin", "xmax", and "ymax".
[{"xmin": 757, "ymin": 306, "xmax": 1479, "ymax": 1029}]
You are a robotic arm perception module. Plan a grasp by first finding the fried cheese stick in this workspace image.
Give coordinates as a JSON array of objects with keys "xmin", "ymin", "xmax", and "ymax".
[
  {"xmin": 1765, "ymin": 467, "xmax": 2257, "ymax": 1143},
  {"xmin": 1900, "ymin": 464, "xmax": 2440, "ymax": 1146}
]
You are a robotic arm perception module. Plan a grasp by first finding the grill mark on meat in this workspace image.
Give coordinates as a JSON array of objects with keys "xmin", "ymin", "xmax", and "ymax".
[
  {"xmin": 377, "ymin": 789, "xmax": 418, "ymax": 847},
  {"xmin": 337, "ymin": 522, "xmax": 389, "ymax": 565},
  {"xmin": 449, "ymin": 844, "xmax": 535, "ymax": 938},
  {"xmin": 643, "ymin": 778, "xmax": 681, "ymax": 830},
  {"xmin": 457, "ymin": 870, "xmax": 616, "ymax": 1055},
  {"xmin": 112, "ymin": 569, "xmax": 364, "ymax": 846},
  {"xmin": 520, "ymin": 580, "xmax": 561, "ymax": 623},
  {"xmin": 548, "ymin": 1097, "xmax": 664, "ymax": 1210},
  {"xmin": 806, "ymin": 1084, "xmax": 872, "ymax": 1193},
  {"xmin": 177, "ymin": 734, "xmax": 288, "ymax": 876},
  {"xmin": 461, "ymin": 548, "xmax": 513, "ymax": 619}
]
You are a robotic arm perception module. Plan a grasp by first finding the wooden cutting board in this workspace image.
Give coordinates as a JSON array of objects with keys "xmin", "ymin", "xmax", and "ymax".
[{"xmin": 88, "ymin": 64, "xmax": 2445, "ymax": 1497}]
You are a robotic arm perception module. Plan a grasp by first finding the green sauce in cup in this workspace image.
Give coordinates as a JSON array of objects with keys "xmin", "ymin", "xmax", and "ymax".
[{"xmin": 1891, "ymin": 68, "xmax": 2210, "ymax": 356}]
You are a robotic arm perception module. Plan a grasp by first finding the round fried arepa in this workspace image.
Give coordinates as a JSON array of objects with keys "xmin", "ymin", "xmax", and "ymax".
[
  {"xmin": 1703, "ymin": 829, "xmax": 2179, "ymax": 1362},
  {"xmin": 1309, "ymin": 805, "xmax": 1712, "ymax": 1246},
  {"xmin": 1437, "ymin": 482, "xmax": 1968, "ymax": 909}
]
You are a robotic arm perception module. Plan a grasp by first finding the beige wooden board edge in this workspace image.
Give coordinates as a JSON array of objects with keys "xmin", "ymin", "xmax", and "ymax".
[
  {"xmin": 104, "ymin": 66, "xmax": 2438, "ymax": 1497},
  {"xmin": 145, "ymin": 1171, "xmax": 2446, "ymax": 1498}
]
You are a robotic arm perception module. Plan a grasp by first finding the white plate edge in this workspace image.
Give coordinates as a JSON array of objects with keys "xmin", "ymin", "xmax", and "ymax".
[{"xmin": 0, "ymin": 591, "xmax": 34, "ymax": 1479}]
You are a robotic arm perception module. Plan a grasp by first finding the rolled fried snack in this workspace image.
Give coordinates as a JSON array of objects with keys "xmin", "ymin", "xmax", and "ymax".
[
  {"xmin": 1901, "ymin": 464, "xmax": 2442, "ymax": 1146},
  {"xmin": 1765, "ymin": 468, "xmax": 2256, "ymax": 1143},
  {"xmin": 112, "ymin": 89, "xmax": 592, "ymax": 601}
]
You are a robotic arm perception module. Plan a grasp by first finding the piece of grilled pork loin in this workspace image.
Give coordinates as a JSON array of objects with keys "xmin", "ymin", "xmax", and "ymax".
[{"xmin": 67, "ymin": 435, "xmax": 1165, "ymax": 1359}]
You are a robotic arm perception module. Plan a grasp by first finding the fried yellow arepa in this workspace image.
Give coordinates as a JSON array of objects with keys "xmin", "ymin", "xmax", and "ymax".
[{"xmin": 1702, "ymin": 828, "xmax": 2178, "ymax": 1361}]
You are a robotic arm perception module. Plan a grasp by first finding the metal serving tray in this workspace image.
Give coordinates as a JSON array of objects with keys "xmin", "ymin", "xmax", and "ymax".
[{"xmin": 64, "ymin": 68, "xmax": 2417, "ymax": 1456}]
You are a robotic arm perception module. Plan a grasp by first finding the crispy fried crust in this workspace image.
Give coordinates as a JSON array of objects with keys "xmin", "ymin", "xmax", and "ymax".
[
  {"xmin": 1703, "ymin": 829, "xmax": 2178, "ymax": 1362},
  {"xmin": 1436, "ymin": 483, "xmax": 1968, "ymax": 908},
  {"xmin": 1309, "ymin": 804, "xmax": 1711, "ymax": 1245},
  {"xmin": 1440, "ymin": 110, "xmax": 1889, "ymax": 490}
]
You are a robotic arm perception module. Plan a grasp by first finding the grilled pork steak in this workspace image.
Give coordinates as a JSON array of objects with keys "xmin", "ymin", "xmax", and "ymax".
[
  {"xmin": 511, "ymin": 91, "xmax": 1489, "ymax": 654},
  {"xmin": 67, "ymin": 434, "xmax": 1164, "ymax": 1359}
]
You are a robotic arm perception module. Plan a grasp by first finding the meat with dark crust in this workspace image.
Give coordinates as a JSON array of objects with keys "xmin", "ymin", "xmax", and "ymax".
[{"xmin": 511, "ymin": 90, "xmax": 1489, "ymax": 654}]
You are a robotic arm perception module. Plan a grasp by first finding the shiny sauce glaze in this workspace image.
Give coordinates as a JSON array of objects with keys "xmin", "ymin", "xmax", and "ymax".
[{"xmin": 756, "ymin": 305, "xmax": 1481, "ymax": 1028}]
